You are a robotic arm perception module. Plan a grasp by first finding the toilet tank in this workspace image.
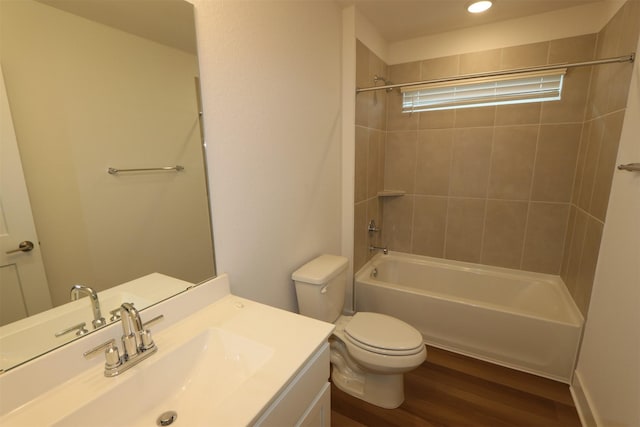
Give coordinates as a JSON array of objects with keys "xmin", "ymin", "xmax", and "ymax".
[{"xmin": 292, "ymin": 255, "xmax": 349, "ymax": 323}]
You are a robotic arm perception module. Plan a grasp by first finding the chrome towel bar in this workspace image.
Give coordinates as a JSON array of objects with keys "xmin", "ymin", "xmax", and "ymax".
[{"xmin": 107, "ymin": 165, "xmax": 184, "ymax": 175}]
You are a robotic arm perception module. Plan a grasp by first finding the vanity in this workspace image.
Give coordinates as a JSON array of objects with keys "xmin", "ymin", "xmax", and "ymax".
[{"xmin": 0, "ymin": 274, "xmax": 335, "ymax": 426}]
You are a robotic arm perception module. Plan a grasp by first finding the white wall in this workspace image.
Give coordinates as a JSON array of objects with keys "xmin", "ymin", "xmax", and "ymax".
[
  {"xmin": 571, "ymin": 30, "xmax": 640, "ymax": 427},
  {"xmin": 191, "ymin": 0, "xmax": 343, "ymax": 311}
]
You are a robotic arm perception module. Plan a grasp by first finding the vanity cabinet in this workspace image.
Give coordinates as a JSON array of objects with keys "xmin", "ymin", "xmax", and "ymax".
[{"xmin": 254, "ymin": 342, "xmax": 331, "ymax": 427}]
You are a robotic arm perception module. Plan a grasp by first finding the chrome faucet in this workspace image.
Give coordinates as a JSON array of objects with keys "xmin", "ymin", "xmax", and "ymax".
[
  {"xmin": 369, "ymin": 245, "xmax": 389, "ymax": 255},
  {"xmin": 70, "ymin": 284, "xmax": 106, "ymax": 328},
  {"xmin": 83, "ymin": 302, "xmax": 164, "ymax": 377}
]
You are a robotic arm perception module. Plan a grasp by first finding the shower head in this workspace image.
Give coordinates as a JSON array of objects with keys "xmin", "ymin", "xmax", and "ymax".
[{"xmin": 373, "ymin": 75, "xmax": 394, "ymax": 92}]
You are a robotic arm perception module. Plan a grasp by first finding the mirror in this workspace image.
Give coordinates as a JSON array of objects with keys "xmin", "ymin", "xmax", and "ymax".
[{"xmin": 0, "ymin": 0, "xmax": 215, "ymax": 371}]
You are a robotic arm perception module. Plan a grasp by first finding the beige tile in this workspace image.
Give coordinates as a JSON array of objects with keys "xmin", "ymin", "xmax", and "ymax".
[
  {"xmin": 444, "ymin": 198, "xmax": 486, "ymax": 263},
  {"xmin": 377, "ymin": 132, "xmax": 386, "ymax": 193},
  {"xmin": 381, "ymin": 195, "xmax": 414, "ymax": 253},
  {"xmin": 531, "ymin": 124, "xmax": 581, "ymax": 202},
  {"xmin": 356, "ymin": 39, "xmax": 370, "ymax": 87},
  {"xmin": 585, "ymin": 64, "xmax": 609, "ymax": 120},
  {"xmin": 572, "ymin": 121, "xmax": 591, "ymax": 204},
  {"xmin": 459, "ymin": 48, "xmax": 501, "ymax": 74},
  {"xmin": 488, "ymin": 125, "xmax": 538, "ymax": 200},
  {"xmin": 450, "ymin": 128, "xmax": 493, "ymax": 197},
  {"xmin": 368, "ymin": 91, "xmax": 388, "ymax": 131},
  {"xmin": 369, "ymin": 50, "xmax": 388, "ymax": 84},
  {"xmin": 355, "ymin": 126, "xmax": 368, "ymax": 203},
  {"xmin": 418, "ymin": 109, "xmax": 455, "ymax": 129},
  {"xmin": 548, "ymin": 34, "xmax": 597, "ymax": 64},
  {"xmin": 412, "ymin": 196, "xmax": 448, "ymax": 258},
  {"xmin": 574, "ymin": 216, "xmax": 604, "ymax": 315},
  {"xmin": 501, "ymin": 42, "xmax": 549, "ymax": 69},
  {"xmin": 367, "ymin": 130, "xmax": 384, "ymax": 198},
  {"xmin": 597, "ymin": 4, "xmax": 624, "ymax": 58},
  {"xmin": 384, "ymin": 131, "xmax": 417, "ymax": 193},
  {"xmin": 354, "ymin": 201, "xmax": 368, "ymax": 272},
  {"xmin": 591, "ymin": 111, "xmax": 624, "ymax": 221},
  {"xmin": 481, "ymin": 200, "xmax": 528, "ymax": 269},
  {"xmin": 619, "ymin": 0, "xmax": 640, "ymax": 55},
  {"xmin": 355, "ymin": 91, "xmax": 371, "ymax": 127},
  {"xmin": 420, "ymin": 55, "xmax": 459, "ymax": 80},
  {"xmin": 564, "ymin": 208, "xmax": 588, "ymax": 296},
  {"xmin": 540, "ymin": 67, "xmax": 591, "ymax": 124},
  {"xmin": 415, "ymin": 129, "xmax": 453, "ymax": 196},
  {"xmin": 389, "ymin": 61, "xmax": 421, "ymax": 84},
  {"xmin": 577, "ymin": 118, "xmax": 604, "ymax": 210},
  {"xmin": 454, "ymin": 106, "xmax": 496, "ymax": 128},
  {"xmin": 606, "ymin": 61, "xmax": 634, "ymax": 113},
  {"xmin": 560, "ymin": 205, "xmax": 577, "ymax": 281},
  {"xmin": 522, "ymin": 202, "xmax": 570, "ymax": 274},
  {"xmin": 495, "ymin": 103, "xmax": 541, "ymax": 126}
]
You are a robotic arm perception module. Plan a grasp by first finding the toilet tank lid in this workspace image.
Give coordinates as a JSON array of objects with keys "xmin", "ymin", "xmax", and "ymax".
[{"xmin": 291, "ymin": 254, "xmax": 349, "ymax": 285}]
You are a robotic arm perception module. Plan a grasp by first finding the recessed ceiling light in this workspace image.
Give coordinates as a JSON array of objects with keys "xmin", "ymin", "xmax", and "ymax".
[{"xmin": 467, "ymin": 1, "xmax": 493, "ymax": 13}]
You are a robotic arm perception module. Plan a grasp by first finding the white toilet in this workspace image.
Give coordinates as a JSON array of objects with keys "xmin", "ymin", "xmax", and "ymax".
[{"xmin": 292, "ymin": 254, "xmax": 426, "ymax": 409}]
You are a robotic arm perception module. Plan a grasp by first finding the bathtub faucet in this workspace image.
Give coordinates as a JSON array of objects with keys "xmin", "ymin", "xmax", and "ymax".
[{"xmin": 369, "ymin": 245, "xmax": 388, "ymax": 255}]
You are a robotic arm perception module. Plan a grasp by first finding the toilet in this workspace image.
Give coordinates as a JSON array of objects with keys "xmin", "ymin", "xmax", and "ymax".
[{"xmin": 292, "ymin": 254, "xmax": 426, "ymax": 409}]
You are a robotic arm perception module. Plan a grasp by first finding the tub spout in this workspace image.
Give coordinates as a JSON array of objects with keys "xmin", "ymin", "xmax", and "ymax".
[{"xmin": 369, "ymin": 245, "xmax": 388, "ymax": 255}]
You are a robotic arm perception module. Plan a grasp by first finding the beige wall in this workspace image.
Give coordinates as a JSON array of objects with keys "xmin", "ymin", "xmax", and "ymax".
[
  {"xmin": 1, "ymin": 0, "xmax": 214, "ymax": 306},
  {"xmin": 191, "ymin": 0, "xmax": 343, "ymax": 312}
]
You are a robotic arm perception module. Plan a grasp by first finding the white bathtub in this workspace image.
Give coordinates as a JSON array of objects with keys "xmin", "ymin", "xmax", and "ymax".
[{"xmin": 354, "ymin": 252, "xmax": 583, "ymax": 383}]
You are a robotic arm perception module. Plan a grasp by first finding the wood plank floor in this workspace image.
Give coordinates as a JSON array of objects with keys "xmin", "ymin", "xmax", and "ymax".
[{"xmin": 331, "ymin": 346, "xmax": 582, "ymax": 427}]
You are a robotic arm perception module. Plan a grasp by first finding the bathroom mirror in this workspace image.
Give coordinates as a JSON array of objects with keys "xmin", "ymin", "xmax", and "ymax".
[{"xmin": 0, "ymin": 0, "xmax": 215, "ymax": 371}]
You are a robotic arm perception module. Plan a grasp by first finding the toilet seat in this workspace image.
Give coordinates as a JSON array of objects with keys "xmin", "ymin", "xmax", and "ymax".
[{"xmin": 344, "ymin": 312, "xmax": 424, "ymax": 356}]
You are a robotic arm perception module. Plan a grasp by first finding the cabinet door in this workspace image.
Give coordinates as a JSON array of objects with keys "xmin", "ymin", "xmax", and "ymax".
[{"xmin": 298, "ymin": 382, "xmax": 331, "ymax": 427}]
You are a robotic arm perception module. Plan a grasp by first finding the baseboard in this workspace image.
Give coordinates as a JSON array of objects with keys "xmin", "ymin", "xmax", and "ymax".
[{"xmin": 570, "ymin": 371, "xmax": 598, "ymax": 427}]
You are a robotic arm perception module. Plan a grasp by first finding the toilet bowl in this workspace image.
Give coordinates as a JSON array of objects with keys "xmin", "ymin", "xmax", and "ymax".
[{"xmin": 292, "ymin": 255, "xmax": 426, "ymax": 409}]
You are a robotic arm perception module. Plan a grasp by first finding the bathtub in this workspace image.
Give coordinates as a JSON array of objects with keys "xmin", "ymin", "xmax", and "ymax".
[{"xmin": 354, "ymin": 252, "xmax": 583, "ymax": 383}]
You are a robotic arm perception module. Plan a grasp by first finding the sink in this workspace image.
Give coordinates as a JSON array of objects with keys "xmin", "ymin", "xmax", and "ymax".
[
  {"xmin": 0, "ymin": 275, "xmax": 334, "ymax": 426},
  {"xmin": 53, "ymin": 328, "xmax": 273, "ymax": 427}
]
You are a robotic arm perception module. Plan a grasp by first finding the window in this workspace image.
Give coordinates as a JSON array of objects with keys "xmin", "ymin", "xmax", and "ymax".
[{"xmin": 401, "ymin": 69, "xmax": 566, "ymax": 113}]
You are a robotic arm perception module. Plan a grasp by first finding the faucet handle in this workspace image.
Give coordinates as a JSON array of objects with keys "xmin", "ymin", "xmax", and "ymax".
[
  {"xmin": 84, "ymin": 338, "xmax": 122, "ymax": 370},
  {"xmin": 139, "ymin": 315, "xmax": 164, "ymax": 351},
  {"xmin": 55, "ymin": 322, "xmax": 89, "ymax": 338}
]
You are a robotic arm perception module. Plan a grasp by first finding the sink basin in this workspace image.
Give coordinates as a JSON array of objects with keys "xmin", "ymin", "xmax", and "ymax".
[{"xmin": 53, "ymin": 328, "xmax": 273, "ymax": 427}]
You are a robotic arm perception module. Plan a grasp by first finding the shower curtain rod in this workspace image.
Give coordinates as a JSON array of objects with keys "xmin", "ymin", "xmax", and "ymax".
[{"xmin": 355, "ymin": 53, "xmax": 635, "ymax": 94}]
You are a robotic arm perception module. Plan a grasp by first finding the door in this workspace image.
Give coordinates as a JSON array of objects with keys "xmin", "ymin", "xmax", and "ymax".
[{"xmin": 0, "ymin": 66, "xmax": 52, "ymax": 326}]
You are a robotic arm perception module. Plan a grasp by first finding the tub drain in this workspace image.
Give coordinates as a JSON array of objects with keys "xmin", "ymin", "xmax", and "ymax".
[{"xmin": 156, "ymin": 410, "xmax": 178, "ymax": 426}]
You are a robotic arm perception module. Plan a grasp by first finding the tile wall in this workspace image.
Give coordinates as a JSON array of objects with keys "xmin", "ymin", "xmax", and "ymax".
[
  {"xmin": 561, "ymin": 0, "xmax": 640, "ymax": 314},
  {"xmin": 354, "ymin": 0, "xmax": 639, "ymax": 317}
]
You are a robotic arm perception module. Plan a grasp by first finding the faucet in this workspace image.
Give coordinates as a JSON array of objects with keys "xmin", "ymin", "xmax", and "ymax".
[
  {"xmin": 83, "ymin": 302, "xmax": 164, "ymax": 377},
  {"xmin": 70, "ymin": 284, "xmax": 106, "ymax": 328},
  {"xmin": 369, "ymin": 245, "xmax": 389, "ymax": 255}
]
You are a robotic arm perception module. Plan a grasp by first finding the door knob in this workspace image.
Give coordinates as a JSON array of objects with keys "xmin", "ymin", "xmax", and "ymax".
[{"xmin": 5, "ymin": 240, "xmax": 35, "ymax": 254}]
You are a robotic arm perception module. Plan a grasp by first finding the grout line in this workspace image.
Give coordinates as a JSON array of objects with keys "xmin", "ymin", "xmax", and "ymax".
[{"xmin": 519, "ymin": 122, "xmax": 542, "ymax": 269}]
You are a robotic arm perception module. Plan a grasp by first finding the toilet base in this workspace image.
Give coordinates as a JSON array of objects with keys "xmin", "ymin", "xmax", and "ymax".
[{"xmin": 330, "ymin": 347, "xmax": 405, "ymax": 409}]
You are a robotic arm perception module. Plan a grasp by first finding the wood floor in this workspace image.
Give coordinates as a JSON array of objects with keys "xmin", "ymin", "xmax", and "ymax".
[{"xmin": 331, "ymin": 346, "xmax": 582, "ymax": 427}]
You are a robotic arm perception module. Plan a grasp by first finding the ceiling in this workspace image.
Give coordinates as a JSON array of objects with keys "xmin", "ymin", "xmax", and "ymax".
[{"xmin": 343, "ymin": 0, "xmax": 604, "ymax": 42}]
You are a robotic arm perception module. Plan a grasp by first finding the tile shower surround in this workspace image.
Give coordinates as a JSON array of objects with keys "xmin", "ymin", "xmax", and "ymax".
[{"xmin": 353, "ymin": 0, "xmax": 639, "ymax": 316}]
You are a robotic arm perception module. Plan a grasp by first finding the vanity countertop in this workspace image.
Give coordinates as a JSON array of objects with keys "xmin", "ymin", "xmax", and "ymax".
[{"xmin": 0, "ymin": 274, "xmax": 334, "ymax": 426}]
